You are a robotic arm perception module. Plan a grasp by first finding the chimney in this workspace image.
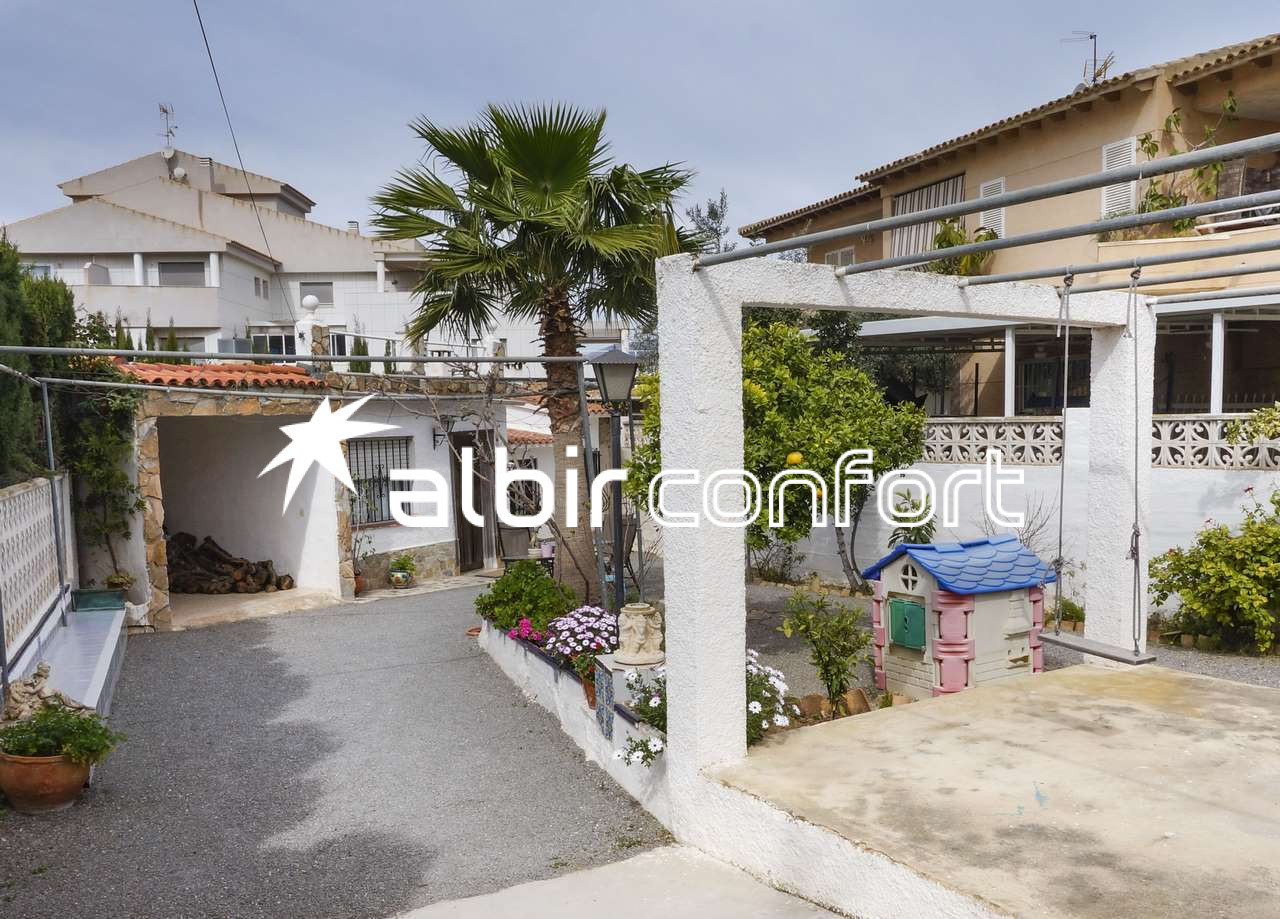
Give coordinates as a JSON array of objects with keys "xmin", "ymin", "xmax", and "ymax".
[
  {"xmin": 347, "ymin": 220, "xmax": 360, "ymax": 233},
  {"xmin": 198, "ymin": 156, "xmax": 215, "ymax": 191}
]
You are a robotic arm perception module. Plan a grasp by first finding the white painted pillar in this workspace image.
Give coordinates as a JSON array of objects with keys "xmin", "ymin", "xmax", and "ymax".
[
  {"xmin": 656, "ymin": 254, "xmax": 747, "ymax": 781},
  {"xmin": 1083, "ymin": 298, "xmax": 1154, "ymax": 656},
  {"xmin": 376, "ymin": 257, "xmax": 386, "ymax": 294},
  {"xmin": 1209, "ymin": 310, "xmax": 1225, "ymax": 414},
  {"xmin": 1003, "ymin": 326, "xmax": 1017, "ymax": 417},
  {"xmin": 208, "ymin": 252, "xmax": 221, "ymax": 288},
  {"xmin": 133, "ymin": 253, "xmax": 145, "ymax": 286}
]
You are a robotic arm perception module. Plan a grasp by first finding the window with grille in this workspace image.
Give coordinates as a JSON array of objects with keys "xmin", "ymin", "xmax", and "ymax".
[
  {"xmin": 349, "ymin": 436, "xmax": 412, "ymax": 525},
  {"xmin": 978, "ymin": 177, "xmax": 1006, "ymax": 238},
  {"xmin": 823, "ymin": 247, "xmax": 855, "ymax": 267},
  {"xmin": 1101, "ymin": 138, "xmax": 1137, "ymax": 216},
  {"xmin": 506, "ymin": 457, "xmax": 541, "ymax": 516},
  {"xmin": 890, "ymin": 175, "xmax": 965, "ymax": 258}
]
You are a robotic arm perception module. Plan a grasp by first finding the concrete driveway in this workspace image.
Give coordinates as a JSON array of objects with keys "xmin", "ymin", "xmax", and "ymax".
[{"xmin": 0, "ymin": 586, "xmax": 668, "ymax": 918}]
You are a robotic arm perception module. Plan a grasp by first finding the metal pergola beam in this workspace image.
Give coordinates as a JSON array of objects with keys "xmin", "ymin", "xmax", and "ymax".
[
  {"xmin": 962, "ymin": 236, "xmax": 1280, "ymax": 288},
  {"xmin": 701, "ymin": 130, "xmax": 1280, "ymax": 267},
  {"xmin": 835, "ymin": 189, "xmax": 1280, "ymax": 277},
  {"xmin": 1150, "ymin": 283, "xmax": 1280, "ymax": 306},
  {"xmin": 1069, "ymin": 260, "xmax": 1280, "ymax": 294}
]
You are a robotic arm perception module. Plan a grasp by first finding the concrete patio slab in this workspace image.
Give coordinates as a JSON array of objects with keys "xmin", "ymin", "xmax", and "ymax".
[
  {"xmin": 717, "ymin": 665, "xmax": 1280, "ymax": 919},
  {"xmin": 397, "ymin": 845, "xmax": 837, "ymax": 918},
  {"xmin": 164, "ymin": 587, "xmax": 339, "ymax": 629}
]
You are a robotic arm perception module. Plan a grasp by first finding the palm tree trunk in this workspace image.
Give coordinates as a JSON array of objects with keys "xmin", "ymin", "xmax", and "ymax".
[{"xmin": 542, "ymin": 292, "xmax": 599, "ymax": 604}]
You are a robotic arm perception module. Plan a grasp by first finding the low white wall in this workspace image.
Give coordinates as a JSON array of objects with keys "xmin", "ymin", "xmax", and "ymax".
[
  {"xmin": 796, "ymin": 408, "xmax": 1280, "ymax": 593},
  {"xmin": 478, "ymin": 622, "xmax": 672, "ymax": 825},
  {"xmin": 478, "ymin": 622, "xmax": 998, "ymax": 917},
  {"xmin": 157, "ymin": 415, "xmax": 341, "ymax": 596}
]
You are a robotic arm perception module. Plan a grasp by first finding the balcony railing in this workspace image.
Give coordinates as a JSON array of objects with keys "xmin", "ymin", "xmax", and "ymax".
[
  {"xmin": 923, "ymin": 414, "xmax": 1279, "ymax": 470},
  {"xmin": 923, "ymin": 417, "xmax": 1063, "ymax": 465}
]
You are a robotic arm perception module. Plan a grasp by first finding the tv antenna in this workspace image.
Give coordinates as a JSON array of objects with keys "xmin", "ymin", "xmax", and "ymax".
[
  {"xmin": 158, "ymin": 103, "xmax": 179, "ymax": 148},
  {"xmin": 1061, "ymin": 31, "xmax": 1113, "ymax": 86}
]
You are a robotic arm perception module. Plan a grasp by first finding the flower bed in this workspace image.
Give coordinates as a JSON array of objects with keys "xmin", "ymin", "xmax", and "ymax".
[{"xmin": 477, "ymin": 620, "xmax": 672, "ymax": 825}]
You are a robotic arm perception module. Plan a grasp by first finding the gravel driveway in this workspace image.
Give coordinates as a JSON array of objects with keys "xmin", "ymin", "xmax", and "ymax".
[{"xmin": 0, "ymin": 587, "xmax": 666, "ymax": 919}]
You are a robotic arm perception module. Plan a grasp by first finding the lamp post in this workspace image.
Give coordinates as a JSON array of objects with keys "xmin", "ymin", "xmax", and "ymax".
[{"xmin": 590, "ymin": 346, "xmax": 639, "ymax": 612}]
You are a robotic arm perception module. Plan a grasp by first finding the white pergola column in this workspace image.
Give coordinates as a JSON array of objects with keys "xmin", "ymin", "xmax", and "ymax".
[
  {"xmin": 656, "ymin": 256, "xmax": 747, "ymax": 777},
  {"xmin": 376, "ymin": 257, "xmax": 386, "ymax": 294},
  {"xmin": 208, "ymin": 252, "xmax": 221, "ymax": 288},
  {"xmin": 1003, "ymin": 326, "xmax": 1017, "ymax": 417},
  {"xmin": 1083, "ymin": 302, "xmax": 1155, "ymax": 655},
  {"xmin": 133, "ymin": 253, "xmax": 145, "ymax": 286},
  {"xmin": 1209, "ymin": 310, "xmax": 1225, "ymax": 414}
]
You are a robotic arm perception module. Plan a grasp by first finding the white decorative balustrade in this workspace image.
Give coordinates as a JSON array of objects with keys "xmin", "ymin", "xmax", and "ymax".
[
  {"xmin": 923, "ymin": 414, "xmax": 1279, "ymax": 470},
  {"xmin": 1151, "ymin": 415, "xmax": 1280, "ymax": 470},
  {"xmin": 923, "ymin": 418, "xmax": 1064, "ymax": 465},
  {"xmin": 0, "ymin": 476, "xmax": 68, "ymax": 660}
]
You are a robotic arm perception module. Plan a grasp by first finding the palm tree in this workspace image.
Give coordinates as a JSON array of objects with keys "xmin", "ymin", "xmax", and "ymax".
[{"xmin": 372, "ymin": 104, "xmax": 693, "ymax": 602}]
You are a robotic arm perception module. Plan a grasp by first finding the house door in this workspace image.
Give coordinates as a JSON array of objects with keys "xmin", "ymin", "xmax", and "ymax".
[{"xmin": 450, "ymin": 431, "xmax": 490, "ymax": 572}]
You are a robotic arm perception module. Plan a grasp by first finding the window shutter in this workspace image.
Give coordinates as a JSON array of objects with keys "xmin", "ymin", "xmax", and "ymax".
[
  {"xmin": 978, "ymin": 177, "xmax": 1006, "ymax": 238},
  {"xmin": 1100, "ymin": 138, "xmax": 1137, "ymax": 216}
]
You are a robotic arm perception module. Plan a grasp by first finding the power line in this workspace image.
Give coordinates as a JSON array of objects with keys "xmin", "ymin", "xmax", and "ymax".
[{"xmin": 190, "ymin": 0, "xmax": 296, "ymax": 322}]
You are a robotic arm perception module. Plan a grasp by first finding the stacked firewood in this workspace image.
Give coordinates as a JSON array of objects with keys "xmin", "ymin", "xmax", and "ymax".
[{"xmin": 166, "ymin": 532, "xmax": 296, "ymax": 594}]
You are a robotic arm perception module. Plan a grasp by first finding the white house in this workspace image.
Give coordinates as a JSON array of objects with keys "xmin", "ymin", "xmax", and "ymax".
[{"xmin": 3, "ymin": 148, "xmax": 627, "ymax": 372}]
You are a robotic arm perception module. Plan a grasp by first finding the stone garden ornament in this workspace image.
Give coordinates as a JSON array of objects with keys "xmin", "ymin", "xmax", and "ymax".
[{"xmin": 615, "ymin": 602, "xmax": 664, "ymax": 665}]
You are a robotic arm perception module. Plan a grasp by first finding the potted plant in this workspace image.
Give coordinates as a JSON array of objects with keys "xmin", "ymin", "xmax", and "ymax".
[
  {"xmin": 388, "ymin": 554, "xmax": 416, "ymax": 588},
  {"xmin": 545, "ymin": 605, "xmax": 618, "ymax": 707},
  {"xmin": 352, "ymin": 527, "xmax": 375, "ymax": 595},
  {"xmin": 0, "ymin": 703, "xmax": 125, "ymax": 813}
]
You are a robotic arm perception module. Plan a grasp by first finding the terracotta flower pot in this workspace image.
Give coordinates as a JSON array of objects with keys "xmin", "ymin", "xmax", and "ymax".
[
  {"xmin": 354, "ymin": 574, "xmax": 367, "ymax": 595},
  {"xmin": 0, "ymin": 752, "xmax": 90, "ymax": 814},
  {"xmin": 582, "ymin": 675, "xmax": 596, "ymax": 709}
]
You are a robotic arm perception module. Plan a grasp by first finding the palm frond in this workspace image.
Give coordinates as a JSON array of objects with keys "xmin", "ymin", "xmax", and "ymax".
[
  {"xmin": 409, "ymin": 116, "xmax": 499, "ymax": 186},
  {"xmin": 486, "ymin": 103, "xmax": 608, "ymax": 211}
]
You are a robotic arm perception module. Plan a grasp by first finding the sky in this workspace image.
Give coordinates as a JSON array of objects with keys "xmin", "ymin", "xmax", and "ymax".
[{"xmin": 2, "ymin": 1, "xmax": 1279, "ymax": 234}]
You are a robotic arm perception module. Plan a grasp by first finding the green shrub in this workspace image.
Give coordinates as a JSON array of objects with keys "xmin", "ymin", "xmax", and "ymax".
[
  {"xmin": 1057, "ymin": 596, "xmax": 1085, "ymax": 622},
  {"xmin": 389, "ymin": 554, "xmax": 416, "ymax": 574},
  {"xmin": 475, "ymin": 561, "xmax": 577, "ymax": 633},
  {"xmin": 0, "ymin": 703, "xmax": 125, "ymax": 765},
  {"xmin": 1149, "ymin": 489, "xmax": 1280, "ymax": 653},
  {"xmin": 779, "ymin": 591, "xmax": 872, "ymax": 713}
]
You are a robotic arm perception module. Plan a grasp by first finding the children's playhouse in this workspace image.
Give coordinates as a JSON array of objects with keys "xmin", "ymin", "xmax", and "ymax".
[{"xmin": 862, "ymin": 535, "xmax": 1056, "ymax": 700}]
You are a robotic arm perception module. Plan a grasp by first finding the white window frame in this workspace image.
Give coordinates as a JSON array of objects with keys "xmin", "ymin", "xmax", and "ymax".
[
  {"xmin": 250, "ymin": 330, "xmax": 297, "ymax": 356},
  {"xmin": 25, "ymin": 264, "xmax": 51, "ymax": 278},
  {"xmin": 299, "ymin": 281, "xmax": 334, "ymax": 305},
  {"xmin": 157, "ymin": 260, "xmax": 206, "ymax": 288},
  {"xmin": 823, "ymin": 246, "xmax": 856, "ymax": 268},
  {"xmin": 978, "ymin": 177, "xmax": 1006, "ymax": 238},
  {"xmin": 1100, "ymin": 137, "xmax": 1138, "ymax": 217}
]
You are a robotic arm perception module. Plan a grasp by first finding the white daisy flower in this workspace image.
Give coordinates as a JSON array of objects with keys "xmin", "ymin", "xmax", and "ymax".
[
  {"xmin": 761, "ymin": 719, "xmax": 770, "ymax": 730},
  {"xmin": 649, "ymin": 696, "xmax": 662, "ymax": 708},
  {"xmin": 748, "ymin": 700, "xmax": 762, "ymax": 714},
  {"xmin": 773, "ymin": 714, "xmax": 790, "ymax": 727},
  {"xmin": 647, "ymin": 738, "xmax": 664, "ymax": 753}
]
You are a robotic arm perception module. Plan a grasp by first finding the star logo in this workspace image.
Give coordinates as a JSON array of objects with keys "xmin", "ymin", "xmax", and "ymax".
[{"xmin": 260, "ymin": 395, "xmax": 399, "ymax": 513}]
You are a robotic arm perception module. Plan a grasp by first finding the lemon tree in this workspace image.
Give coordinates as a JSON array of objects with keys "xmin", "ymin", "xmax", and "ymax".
[{"xmin": 627, "ymin": 321, "xmax": 925, "ymax": 591}]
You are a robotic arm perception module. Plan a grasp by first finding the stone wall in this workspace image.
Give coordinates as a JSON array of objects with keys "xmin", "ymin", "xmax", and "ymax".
[
  {"xmin": 358, "ymin": 539, "xmax": 457, "ymax": 589},
  {"xmin": 134, "ymin": 391, "xmax": 356, "ymax": 623}
]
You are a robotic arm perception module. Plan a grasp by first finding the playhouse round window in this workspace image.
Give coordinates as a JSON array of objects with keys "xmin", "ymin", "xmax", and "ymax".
[{"xmin": 901, "ymin": 563, "xmax": 920, "ymax": 592}]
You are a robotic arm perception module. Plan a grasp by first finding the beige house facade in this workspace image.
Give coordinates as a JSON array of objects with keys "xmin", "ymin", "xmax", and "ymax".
[{"xmin": 744, "ymin": 32, "xmax": 1280, "ymax": 419}]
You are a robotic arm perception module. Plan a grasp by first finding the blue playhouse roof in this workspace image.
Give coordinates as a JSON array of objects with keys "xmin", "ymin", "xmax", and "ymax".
[{"xmin": 862, "ymin": 534, "xmax": 1056, "ymax": 595}]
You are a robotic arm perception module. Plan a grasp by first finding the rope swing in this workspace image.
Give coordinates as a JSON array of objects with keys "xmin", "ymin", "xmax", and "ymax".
[{"xmin": 1040, "ymin": 270, "xmax": 1155, "ymax": 665}]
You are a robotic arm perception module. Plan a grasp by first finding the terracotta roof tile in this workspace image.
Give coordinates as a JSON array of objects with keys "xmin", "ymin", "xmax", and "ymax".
[
  {"xmin": 119, "ymin": 361, "xmax": 326, "ymax": 390},
  {"xmin": 507, "ymin": 427, "xmax": 553, "ymax": 446},
  {"xmin": 739, "ymin": 184, "xmax": 880, "ymax": 238}
]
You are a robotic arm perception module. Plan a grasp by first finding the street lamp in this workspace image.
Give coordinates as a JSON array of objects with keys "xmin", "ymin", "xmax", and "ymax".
[{"xmin": 590, "ymin": 346, "xmax": 639, "ymax": 612}]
